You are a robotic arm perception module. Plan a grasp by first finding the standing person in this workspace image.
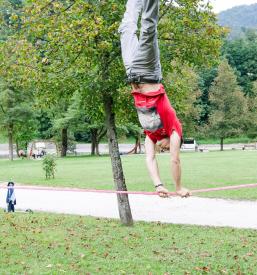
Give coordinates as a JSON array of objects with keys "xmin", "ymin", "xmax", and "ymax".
[
  {"xmin": 6, "ymin": 182, "xmax": 16, "ymax": 212},
  {"xmin": 119, "ymin": 0, "xmax": 191, "ymax": 198}
]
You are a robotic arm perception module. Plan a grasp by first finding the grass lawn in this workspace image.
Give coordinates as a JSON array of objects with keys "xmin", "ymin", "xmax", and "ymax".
[
  {"xmin": 0, "ymin": 150, "xmax": 257, "ymax": 200},
  {"xmin": 0, "ymin": 213, "xmax": 256, "ymax": 274}
]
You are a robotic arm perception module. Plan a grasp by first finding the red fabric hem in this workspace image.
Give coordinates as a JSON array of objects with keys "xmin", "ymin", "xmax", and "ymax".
[{"xmin": 132, "ymin": 85, "xmax": 183, "ymax": 144}]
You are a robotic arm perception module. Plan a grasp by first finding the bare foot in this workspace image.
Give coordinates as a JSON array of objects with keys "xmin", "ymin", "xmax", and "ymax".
[
  {"xmin": 156, "ymin": 185, "xmax": 169, "ymax": 198},
  {"xmin": 176, "ymin": 188, "xmax": 191, "ymax": 198}
]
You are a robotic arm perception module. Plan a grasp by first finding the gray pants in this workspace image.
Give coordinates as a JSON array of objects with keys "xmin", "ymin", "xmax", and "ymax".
[{"xmin": 119, "ymin": 0, "xmax": 162, "ymax": 83}]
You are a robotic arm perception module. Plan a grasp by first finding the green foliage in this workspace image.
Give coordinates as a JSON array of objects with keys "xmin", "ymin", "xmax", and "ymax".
[
  {"xmin": 0, "ymin": 1, "xmax": 37, "ymax": 158},
  {"xmin": 17, "ymin": 0, "xmax": 224, "ymax": 102},
  {"xmin": 165, "ymin": 60, "xmax": 201, "ymax": 137},
  {"xmin": 245, "ymin": 81, "xmax": 257, "ymax": 139},
  {"xmin": 0, "ymin": 77, "xmax": 36, "ymax": 152},
  {"xmin": 0, "ymin": 0, "xmax": 224, "ymax": 152},
  {"xmin": 223, "ymin": 32, "xmax": 257, "ymax": 96},
  {"xmin": 159, "ymin": 0, "xmax": 225, "ymax": 68},
  {"xmin": 198, "ymin": 67, "xmax": 218, "ymax": 124},
  {"xmin": 208, "ymin": 60, "xmax": 248, "ymax": 141},
  {"xmin": 42, "ymin": 154, "xmax": 56, "ymax": 179},
  {"xmin": 0, "ymin": 0, "xmax": 23, "ymax": 41},
  {"xmin": 36, "ymin": 111, "xmax": 53, "ymax": 139}
]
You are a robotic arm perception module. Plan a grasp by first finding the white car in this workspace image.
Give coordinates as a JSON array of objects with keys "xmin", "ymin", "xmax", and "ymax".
[{"xmin": 181, "ymin": 138, "xmax": 198, "ymax": 151}]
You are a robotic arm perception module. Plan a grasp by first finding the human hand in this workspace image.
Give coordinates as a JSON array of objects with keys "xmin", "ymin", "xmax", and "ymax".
[
  {"xmin": 176, "ymin": 188, "xmax": 191, "ymax": 198},
  {"xmin": 157, "ymin": 138, "xmax": 170, "ymax": 150},
  {"xmin": 156, "ymin": 185, "xmax": 169, "ymax": 198}
]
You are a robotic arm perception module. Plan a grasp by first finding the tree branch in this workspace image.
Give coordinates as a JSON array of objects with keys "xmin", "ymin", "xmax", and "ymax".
[{"xmin": 0, "ymin": 104, "xmax": 6, "ymax": 114}]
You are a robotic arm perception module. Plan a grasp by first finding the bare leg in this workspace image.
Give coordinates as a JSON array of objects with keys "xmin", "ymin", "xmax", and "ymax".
[
  {"xmin": 119, "ymin": 0, "xmax": 142, "ymax": 75},
  {"xmin": 119, "ymin": 0, "xmax": 162, "ymax": 81},
  {"xmin": 131, "ymin": 0, "xmax": 162, "ymax": 79}
]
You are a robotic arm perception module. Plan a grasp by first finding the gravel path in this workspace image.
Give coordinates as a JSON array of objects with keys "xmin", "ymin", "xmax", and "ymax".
[{"xmin": 1, "ymin": 185, "xmax": 257, "ymax": 230}]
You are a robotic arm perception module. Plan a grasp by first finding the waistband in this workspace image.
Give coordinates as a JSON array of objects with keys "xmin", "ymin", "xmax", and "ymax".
[{"xmin": 127, "ymin": 74, "xmax": 162, "ymax": 84}]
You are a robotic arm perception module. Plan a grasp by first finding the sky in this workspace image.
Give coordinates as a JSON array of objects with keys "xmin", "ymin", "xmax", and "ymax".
[{"xmin": 210, "ymin": 0, "xmax": 257, "ymax": 13}]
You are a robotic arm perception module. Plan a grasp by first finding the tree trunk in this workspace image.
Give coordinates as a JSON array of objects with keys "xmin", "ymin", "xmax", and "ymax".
[
  {"xmin": 134, "ymin": 136, "xmax": 138, "ymax": 154},
  {"xmin": 61, "ymin": 128, "xmax": 68, "ymax": 157},
  {"xmin": 95, "ymin": 142, "xmax": 100, "ymax": 156},
  {"xmin": 96, "ymin": 128, "xmax": 107, "ymax": 156},
  {"xmin": 8, "ymin": 124, "xmax": 14, "ymax": 161},
  {"xmin": 91, "ymin": 129, "xmax": 97, "ymax": 155},
  {"xmin": 138, "ymin": 133, "xmax": 142, "ymax": 153},
  {"xmin": 220, "ymin": 137, "xmax": 224, "ymax": 151},
  {"xmin": 15, "ymin": 140, "xmax": 19, "ymax": 157},
  {"xmin": 103, "ymin": 95, "xmax": 133, "ymax": 226},
  {"xmin": 131, "ymin": 134, "xmax": 142, "ymax": 154}
]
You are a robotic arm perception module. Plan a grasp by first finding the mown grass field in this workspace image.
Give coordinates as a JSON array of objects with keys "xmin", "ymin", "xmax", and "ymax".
[
  {"xmin": 0, "ymin": 150, "xmax": 256, "ymax": 274},
  {"xmin": 0, "ymin": 150, "xmax": 257, "ymax": 200},
  {"xmin": 0, "ymin": 213, "xmax": 257, "ymax": 274}
]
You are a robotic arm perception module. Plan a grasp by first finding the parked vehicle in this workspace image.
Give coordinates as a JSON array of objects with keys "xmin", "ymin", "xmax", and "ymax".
[{"xmin": 181, "ymin": 138, "xmax": 198, "ymax": 151}]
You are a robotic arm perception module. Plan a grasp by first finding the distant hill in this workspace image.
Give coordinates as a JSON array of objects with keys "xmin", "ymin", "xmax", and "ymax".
[{"xmin": 218, "ymin": 4, "xmax": 257, "ymax": 39}]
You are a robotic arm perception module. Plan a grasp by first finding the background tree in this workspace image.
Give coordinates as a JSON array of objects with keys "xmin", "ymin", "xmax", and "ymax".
[
  {"xmin": 164, "ymin": 60, "xmax": 201, "ymax": 137},
  {"xmin": 0, "ymin": 38, "xmax": 36, "ymax": 160},
  {"xmin": 80, "ymin": 89, "xmax": 107, "ymax": 156},
  {"xmin": 223, "ymin": 32, "xmax": 257, "ymax": 96},
  {"xmin": 198, "ymin": 67, "xmax": 218, "ymax": 125},
  {"xmin": 0, "ymin": 80, "xmax": 35, "ymax": 160},
  {"xmin": 245, "ymin": 81, "xmax": 257, "ymax": 139},
  {"xmin": 0, "ymin": 0, "xmax": 37, "ymax": 159},
  {"xmin": 208, "ymin": 60, "xmax": 248, "ymax": 150}
]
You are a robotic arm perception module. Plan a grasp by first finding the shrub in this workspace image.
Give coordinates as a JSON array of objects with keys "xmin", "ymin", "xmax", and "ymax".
[{"xmin": 42, "ymin": 155, "xmax": 56, "ymax": 179}]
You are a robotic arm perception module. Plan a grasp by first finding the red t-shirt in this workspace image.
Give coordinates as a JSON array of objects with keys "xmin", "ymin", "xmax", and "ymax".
[{"xmin": 132, "ymin": 85, "xmax": 182, "ymax": 143}]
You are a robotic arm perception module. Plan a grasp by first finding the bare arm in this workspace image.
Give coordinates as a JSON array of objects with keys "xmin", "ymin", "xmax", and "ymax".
[
  {"xmin": 145, "ymin": 136, "xmax": 169, "ymax": 197},
  {"xmin": 145, "ymin": 136, "xmax": 162, "ymax": 187},
  {"xmin": 170, "ymin": 131, "xmax": 190, "ymax": 197}
]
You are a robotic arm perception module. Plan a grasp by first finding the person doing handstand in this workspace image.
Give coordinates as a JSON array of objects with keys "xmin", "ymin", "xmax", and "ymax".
[{"xmin": 119, "ymin": 0, "xmax": 191, "ymax": 198}]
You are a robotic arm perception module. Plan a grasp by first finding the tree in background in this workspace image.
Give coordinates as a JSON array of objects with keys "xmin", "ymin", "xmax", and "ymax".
[
  {"xmin": 208, "ymin": 60, "xmax": 248, "ymax": 150},
  {"xmin": 245, "ymin": 81, "xmax": 257, "ymax": 139},
  {"xmin": 80, "ymin": 89, "xmax": 107, "ymax": 156},
  {"xmin": 0, "ymin": 38, "xmax": 36, "ymax": 160},
  {"xmin": 0, "ymin": 80, "xmax": 36, "ymax": 160},
  {"xmin": 0, "ymin": 0, "xmax": 23, "ymax": 41},
  {"xmin": 165, "ymin": 60, "xmax": 201, "ymax": 138},
  {"xmin": 0, "ymin": 0, "xmax": 37, "ymax": 159},
  {"xmin": 223, "ymin": 31, "xmax": 257, "ymax": 96},
  {"xmin": 198, "ymin": 67, "xmax": 218, "ymax": 126},
  {"xmin": 116, "ymin": 85, "xmax": 143, "ymax": 154}
]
